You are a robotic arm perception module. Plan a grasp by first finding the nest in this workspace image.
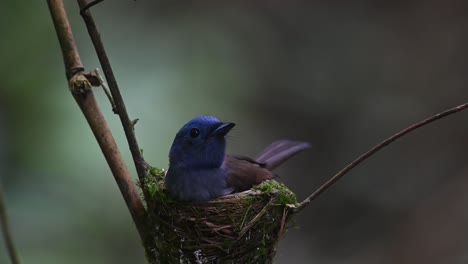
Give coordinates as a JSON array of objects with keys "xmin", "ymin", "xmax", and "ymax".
[{"xmin": 144, "ymin": 168, "xmax": 298, "ymax": 264}]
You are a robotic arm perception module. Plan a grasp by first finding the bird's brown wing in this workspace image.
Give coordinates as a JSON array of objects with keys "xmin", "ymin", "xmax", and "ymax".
[{"xmin": 224, "ymin": 155, "xmax": 274, "ymax": 192}]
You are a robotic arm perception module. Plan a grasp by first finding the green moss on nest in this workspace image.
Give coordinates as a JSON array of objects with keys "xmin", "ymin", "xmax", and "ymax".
[
  {"xmin": 254, "ymin": 180, "xmax": 297, "ymax": 206},
  {"xmin": 142, "ymin": 167, "xmax": 298, "ymax": 263},
  {"xmin": 144, "ymin": 167, "xmax": 168, "ymax": 201}
]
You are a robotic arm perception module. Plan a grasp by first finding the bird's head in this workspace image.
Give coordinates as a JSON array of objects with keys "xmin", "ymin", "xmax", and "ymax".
[{"xmin": 169, "ymin": 116, "xmax": 235, "ymax": 169}]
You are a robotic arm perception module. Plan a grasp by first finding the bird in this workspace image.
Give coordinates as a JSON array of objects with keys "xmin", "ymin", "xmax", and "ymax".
[{"xmin": 165, "ymin": 116, "xmax": 310, "ymax": 202}]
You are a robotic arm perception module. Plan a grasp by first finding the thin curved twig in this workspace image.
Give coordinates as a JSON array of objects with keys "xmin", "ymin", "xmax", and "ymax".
[
  {"xmin": 294, "ymin": 101, "xmax": 468, "ymax": 214},
  {"xmin": 0, "ymin": 183, "xmax": 21, "ymax": 264},
  {"xmin": 76, "ymin": 0, "xmax": 151, "ymax": 201}
]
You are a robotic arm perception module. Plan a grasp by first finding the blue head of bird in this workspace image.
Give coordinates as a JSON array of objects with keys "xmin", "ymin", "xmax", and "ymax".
[{"xmin": 168, "ymin": 116, "xmax": 236, "ymax": 171}]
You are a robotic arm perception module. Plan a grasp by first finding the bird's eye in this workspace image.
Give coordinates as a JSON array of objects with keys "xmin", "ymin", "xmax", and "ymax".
[{"xmin": 190, "ymin": 128, "xmax": 200, "ymax": 138}]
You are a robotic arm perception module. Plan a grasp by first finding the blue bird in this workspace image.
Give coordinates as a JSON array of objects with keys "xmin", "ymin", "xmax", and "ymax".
[{"xmin": 165, "ymin": 116, "xmax": 310, "ymax": 202}]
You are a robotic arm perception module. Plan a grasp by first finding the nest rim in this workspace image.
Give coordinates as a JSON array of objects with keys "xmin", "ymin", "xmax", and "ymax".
[{"xmin": 143, "ymin": 167, "xmax": 299, "ymax": 263}]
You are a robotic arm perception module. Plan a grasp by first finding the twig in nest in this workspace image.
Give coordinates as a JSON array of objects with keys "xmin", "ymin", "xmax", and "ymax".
[
  {"xmin": 239, "ymin": 198, "xmax": 274, "ymax": 237},
  {"xmin": 277, "ymin": 207, "xmax": 288, "ymax": 241}
]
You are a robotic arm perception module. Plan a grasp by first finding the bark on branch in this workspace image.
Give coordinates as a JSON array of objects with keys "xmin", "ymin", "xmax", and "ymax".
[{"xmin": 47, "ymin": 0, "xmax": 152, "ymax": 257}]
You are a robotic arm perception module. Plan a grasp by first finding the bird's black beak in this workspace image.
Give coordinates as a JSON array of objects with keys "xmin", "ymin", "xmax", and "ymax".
[{"xmin": 210, "ymin": 122, "xmax": 236, "ymax": 137}]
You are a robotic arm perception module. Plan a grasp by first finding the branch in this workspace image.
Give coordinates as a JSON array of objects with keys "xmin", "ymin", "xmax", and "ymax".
[
  {"xmin": 76, "ymin": 0, "xmax": 151, "ymax": 201},
  {"xmin": 47, "ymin": 0, "xmax": 149, "ymax": 248},
  {"xmin": 294, "ymin": 101, "xmax": 468, "ymax": 213},
  {"xmin": 0, "ymin": 183, "xmax": 21, "ymax": 264}
]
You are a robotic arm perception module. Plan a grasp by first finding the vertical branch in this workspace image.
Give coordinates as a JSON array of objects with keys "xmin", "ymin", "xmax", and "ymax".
[
  {"xmin": 47, "ymin": 0, "xmax": 152, "ymax": 254},
  {"xmin": 77, "ymin": 0, "xmax": 151, "ymax": 202},
  {"xmin": 0, "ymin": 183, "xmax": 21, "ymax": 264}
]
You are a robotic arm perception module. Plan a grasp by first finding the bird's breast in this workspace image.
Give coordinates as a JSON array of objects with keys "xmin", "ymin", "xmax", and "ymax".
[{"xmin": 165, "ymin": 166, "xmax": 231, "ymax": 202}]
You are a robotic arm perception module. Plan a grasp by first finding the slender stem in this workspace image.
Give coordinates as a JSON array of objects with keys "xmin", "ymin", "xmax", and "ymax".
[
  {"xmin": 47, "ymin": 0, "xmax": 149, "ymax": 248},
  {"xmin": 71, "ymin": 79, "xmax": 148, "ymax": 234},
  {"xmin": 0, "ymin": 183, "xmax": 21, "ymax": 264},
  {"xmin": 76, "ymin": 0, "xmax": 151, "ymax": 201},
  {"xmin": 294, "ymin": 101, "xmax": 468, "ymax": 213}
]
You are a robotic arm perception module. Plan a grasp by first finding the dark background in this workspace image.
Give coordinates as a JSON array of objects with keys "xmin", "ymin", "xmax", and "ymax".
[{"xmin": 1, "ymin": 1, "xmax": 468, "ymax": 263}]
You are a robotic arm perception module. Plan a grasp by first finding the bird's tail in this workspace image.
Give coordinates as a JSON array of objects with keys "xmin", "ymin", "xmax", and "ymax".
[{"xmin": 255, "ymin": 140, "xmax": 310, "ymax": 170}]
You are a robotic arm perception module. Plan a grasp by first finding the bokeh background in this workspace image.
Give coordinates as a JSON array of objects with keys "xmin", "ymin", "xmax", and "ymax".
[{"xmin": 1, "ymin": 1, "xmax": 468, "ymax": 263}]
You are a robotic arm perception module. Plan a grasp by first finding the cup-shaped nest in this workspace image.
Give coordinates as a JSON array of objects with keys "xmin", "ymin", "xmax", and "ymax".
[{"xmin": 143, "ymin": 168, "xmax": 298, "ymax": 264}]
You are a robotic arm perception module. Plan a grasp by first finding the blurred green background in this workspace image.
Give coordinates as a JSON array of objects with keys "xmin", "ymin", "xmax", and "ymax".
[{"xmin": 1, "ymin": 1, "xmax": 468, "ymax": 263}]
